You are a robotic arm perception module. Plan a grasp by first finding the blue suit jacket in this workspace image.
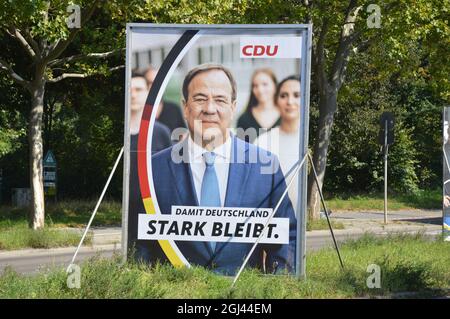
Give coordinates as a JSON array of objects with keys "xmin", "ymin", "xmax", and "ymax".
[{"xmin": 137, "ymin": 135, "xmax": 297, "ymax": 275}]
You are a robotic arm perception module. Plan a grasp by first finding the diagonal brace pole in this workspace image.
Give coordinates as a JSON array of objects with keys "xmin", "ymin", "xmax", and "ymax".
[
  {"xmin": 308, "ymin": 153, "xmax": 344, "ymax": 270},
  {"xmin": 66, "ymin": 147, "xmax": 124, "ymax": 272},
  {"xmin": 232, "ymin": 154, "xmax": 308, "ymax": 288}
]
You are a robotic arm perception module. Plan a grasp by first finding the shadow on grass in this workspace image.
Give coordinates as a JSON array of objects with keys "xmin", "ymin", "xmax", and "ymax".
[{"xmin": 0, "ymin": 200, "xmax": 122, "ymax": 229}]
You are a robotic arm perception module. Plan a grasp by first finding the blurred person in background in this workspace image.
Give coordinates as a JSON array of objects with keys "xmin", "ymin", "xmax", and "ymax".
[
  {"xmin": 236, "ymin": 68, "xmax": 280, "ymax": 143},
  {"xmin": 145, "ymin": 67, "xmax": 187, "ymax": 141},
  {"xmin": 128, "ymin": 70, "xmax": 172, "ymax": 253},
  {"xmin": 130, "ymin": 70, "xmax": 172, "ymax": 152},
  {"xmin": 255, "ymin": 75, "xmax": 301, "ymax": 211}
]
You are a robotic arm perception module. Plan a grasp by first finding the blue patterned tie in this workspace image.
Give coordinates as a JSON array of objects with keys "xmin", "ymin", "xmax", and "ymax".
[{"xmin": 200, "ymin": 152, "xmax": 220, "ymax": 252}]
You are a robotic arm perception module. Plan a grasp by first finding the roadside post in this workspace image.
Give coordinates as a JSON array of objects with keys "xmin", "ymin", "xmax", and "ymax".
[
  {"xmin": 43, "ymin": 150, "xmax": 57, "ymax": 202},
  {"xmin": 378, "ymin": 112, "xmax": 395, "ymax": 224}
]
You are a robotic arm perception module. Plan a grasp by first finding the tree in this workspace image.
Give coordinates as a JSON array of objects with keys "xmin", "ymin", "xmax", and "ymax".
[
  {"xmin": 0, "ymin": 1, "xmax": 123, "ymax": 229},
  {"xmin": 238, "ymin": 0, "xmax": 448, "ymax": 219},
  {"xmin": 0, "ymin": 73, "xmax": 27, "ymax": 157},
  {"xmin": 302, "ymin": 0, "xmax": 449, "ymax": 219},
  {"xmin": 0, "ymin": 0, "xmax": 253, "ymax": 228},
  {"xmin": 324, "ymin": 51, "xmax": 444, "ymax": 196}
]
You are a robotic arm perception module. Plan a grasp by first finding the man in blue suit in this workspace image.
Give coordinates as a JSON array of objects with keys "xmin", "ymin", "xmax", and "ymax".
[{"xmin": 140, "ymin": 64, "xmax": 297, "ymax": 275}]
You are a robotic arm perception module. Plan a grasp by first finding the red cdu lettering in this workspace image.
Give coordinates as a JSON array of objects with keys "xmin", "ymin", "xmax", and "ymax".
[
  {"xmin": 266, "ymin": 45, "xmax": 278, "ymax": 56},
  {"xmin": 253, "ymin": 45, "xmax": 265, "ymax": 56},
  {"xmin": 242, "ymin": 45, "xmax": 253, "ymax": 56},
  {"xmin": 241, "ymin": 44, "xmax": 279, "ymax": 57}
]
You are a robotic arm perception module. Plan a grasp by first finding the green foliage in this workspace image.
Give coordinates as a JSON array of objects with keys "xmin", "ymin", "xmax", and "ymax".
[
  {"xmin": 0, "ymin": 0, "xmax": 92, "ymax": 41},
  {"xmin": 108, "ymin": 0, "xmax": 249, "ymax": 24},
  {"xmin": 0, "ymin": 75, "xmax": 27, "ymax": 157},
  {"xmin": 0, "ymin": 114, "xmax": 25, "ymax": 157},
  {"xmin": 388, "ymin": 126, "xmax": 420, "ymax": 193},
  {"xmin": 324, "ymin": 43, "xmax": 446, "ymax": 195}
]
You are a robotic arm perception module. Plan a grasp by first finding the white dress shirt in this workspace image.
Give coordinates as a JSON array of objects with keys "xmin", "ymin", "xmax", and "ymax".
[
  {"xmin": 254, "ymin": 127, "xmax": 299, "ymax": 211},
  {"xmin": 187, "ymin": 135, "xmax": 232, "ymax": 206}
]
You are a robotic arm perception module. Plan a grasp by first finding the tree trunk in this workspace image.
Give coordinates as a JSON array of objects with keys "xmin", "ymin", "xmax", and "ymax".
[
  {"xmin": 307, "ymin": 89, "xmax": 338, "ymax": 220},
  {"xmin": 28, "ymin": 79, "xmax": 46, "ymax": 229}
]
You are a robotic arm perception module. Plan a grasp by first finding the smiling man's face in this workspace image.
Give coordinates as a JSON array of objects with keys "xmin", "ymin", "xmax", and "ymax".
[{"xmin": 183, "ymin": 69, "xmax": 236, "ymax": 148}]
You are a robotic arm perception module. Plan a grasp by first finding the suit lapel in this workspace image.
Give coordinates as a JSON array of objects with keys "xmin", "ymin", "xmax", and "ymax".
[
  {"xmin": 167, "ymin": 139, "xmax": 213, "ymax": 256},
  {"xmin": 167, "ymin": 140, "xmax": 198, "ymax": 207},
  {"xmin": 224, "ymin": 136, "xmax": 251, "ymax": 207},
  {"xmin": 214, "ymin": 136, "xmax": 251, "ymax": 257}
]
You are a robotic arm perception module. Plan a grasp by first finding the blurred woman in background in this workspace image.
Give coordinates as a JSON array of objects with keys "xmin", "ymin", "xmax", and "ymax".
[
  {"xmin": 237, "ymin": 69, "xmax": 280, "ymax": 143},
  {"xmin": 255, "ymin": 75, "xmax": 301, "ymax": 210}
]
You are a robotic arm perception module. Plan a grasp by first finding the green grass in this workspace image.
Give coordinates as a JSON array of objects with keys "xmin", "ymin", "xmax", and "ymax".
[
  {"xmin": 0, "ymin": 234, "xmax": 448, "ymax": 298},
  {"xmin": 326, "ymin": 189, "xmax": 442, "ymax": 211},
  {"xmin": 307, "ymin": 218, "xmax": 345, "ymax": 231},
  {"xmin": 0, "ymin": 224, "xmax": 91, "ymax": 250},
  {"xmin": 0, "ymin": 200, "xmax": 122, "ymax": 229},
  {"xmin": 0, "ymin": 200, "xmax": 107, "ymax": 250}
]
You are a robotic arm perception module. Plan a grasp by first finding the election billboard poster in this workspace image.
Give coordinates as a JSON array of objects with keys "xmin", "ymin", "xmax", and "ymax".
[
  {"xmin": 443, "ymin": 107, "xmax": 450, "ymax": 241},
  {"xmin": 122, "ymin": 24, "xmax": 312, "ymax": 276}
]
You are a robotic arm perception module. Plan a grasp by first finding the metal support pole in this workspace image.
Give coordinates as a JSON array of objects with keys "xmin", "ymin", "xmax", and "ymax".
[
  {"xmin": 66, "ymin": 147, "xmax": 124, "ymax": 272},
  {"xmin": 384, "ymin": 120, "xmax": 388, "ymax": 225},
  {"xmin": 307, "ymin": 153, "xmax": 345, "ymax": 271}
]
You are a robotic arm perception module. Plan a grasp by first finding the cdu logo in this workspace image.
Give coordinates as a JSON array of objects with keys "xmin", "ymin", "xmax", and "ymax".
[
  {"xmin": 240, "ymin": 36, "xmax": 302, "ymax": 59},
  {"xmin": 242, "ymin": 45, "xmax": 279, "ymax": 57}
]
